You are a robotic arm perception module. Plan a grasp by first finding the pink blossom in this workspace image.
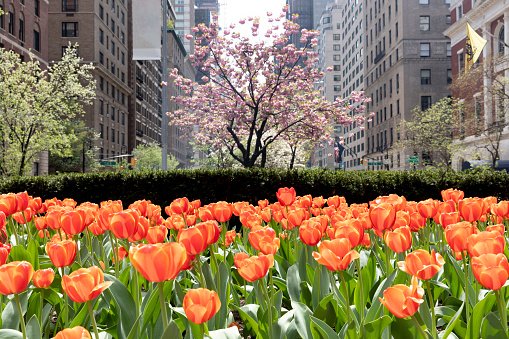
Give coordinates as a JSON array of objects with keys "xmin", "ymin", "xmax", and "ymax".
[
  {"xmin": 239, "ymin": 19, "xmax": 246, "ymax": 24},
  {"xmin": 326, "ymin": 66, "xmax": 333, "ymax": 72},
  {"xmin": 185, "ymin": 34, "xmax": 193, "ymax": 40}
]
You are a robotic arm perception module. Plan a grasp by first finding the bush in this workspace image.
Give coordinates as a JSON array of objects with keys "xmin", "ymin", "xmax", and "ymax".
[{"xmin": 1, "ymin": 168, "xmax": 508, "ymax": 207}]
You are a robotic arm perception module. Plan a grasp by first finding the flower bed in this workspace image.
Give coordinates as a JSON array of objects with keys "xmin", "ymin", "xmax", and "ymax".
[{"xmin": 0, "ymin": 188, "xmax": 507, "ymax": 338}]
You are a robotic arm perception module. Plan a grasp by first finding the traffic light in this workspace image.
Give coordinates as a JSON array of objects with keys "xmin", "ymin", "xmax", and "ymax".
[
  {"xmin": 361, "ymin": 159, "xmax": 367, "ymax": 166},
  {"xmin": 131, "ymin": 158, "xmax": 137, "ymax": 166}
]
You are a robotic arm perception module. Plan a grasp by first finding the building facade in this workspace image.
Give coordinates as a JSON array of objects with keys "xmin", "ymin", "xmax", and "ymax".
[
  {"xmin": 0, "ymin": 0, "xmax": 50, "ymax": 175},
  {"xmin": 445, "ymin": 0, "xmax": 509, "ymax": 170},
  {"xmin": 363, "ymin": 0, "xmax": 451, "ymax": 170},
  {"xmin": 49, "ymin": 0, "xmax": 131, "ymax": 165}
]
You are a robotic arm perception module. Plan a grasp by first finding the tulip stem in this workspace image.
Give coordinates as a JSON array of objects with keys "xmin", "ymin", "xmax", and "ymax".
[
  {"xmin": 355, "ymin": 258, "xmax": 364, "ymax": 328},
  {"xmin": 425, "ymin": 280, "xmax": 437, "ymax": 339},
  {"xmin": 158, "ymin": 282, "xmax": 168, "ymax": 329},
  {"xmin": 411, "ymin": 314, "xmax": 428, "ymax": 339},
  {"xmin": 133, "ymin": 268, "xmax": 140, "ymax": 319},
  {"xmin": 99, "ymin": 234, "xmax": 108, "ymax": 271},
  {"xmin": 14, "ymin": 293, "xmax": 26, "ymax": 339},
  {"xmin": 74, "ymin": 235, "xmax": 82, "ymax": 266},
  {"xmin": 39, "ymin": 290, "xmax": 44, "ymax": 327},
  {"xmin": 10, "ymin": 217, "xmax": 20, "ymax": 245},
  {"xmin": 87, "ymin": 300, "xmax": 100, "ymax": 339},
  {"xmin": 384, "ymin": 236, "xmax": 392, "ymax": 278},
  {"xmin": 338, "ymin": 270, "xmax": 351, "ymax": 324},
  {"xmin": 60, "ymin": 267, "xmax": 69, "ymax": 327},
  {"xmin": 195, "ymin": 255, "xmax": 207, "ymax": 288},
  {"xmin": 260, "ymin": 279, "xmax": 274, "ymax": 339},
  {"xmin": 108, "ymin": 231, "xmax": 119, "ymax": 278},
  {"xmin": 462, "ymin": 255, "xmax": 470, "ymax": 331},
  {"xmin": 495, "ymin": 290, "xmax": 508, "ymax": 335}
]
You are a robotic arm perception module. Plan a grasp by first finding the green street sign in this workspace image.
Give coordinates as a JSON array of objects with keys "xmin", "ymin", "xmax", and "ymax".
[
  {"xmin": 409, "ymin": 159, "xmax": 419, "ymax": 164},
  {"xmin": 368, "ymin": 162, "xmax": 382, "ymax": 166},
  {"xmin": 100, "ymin": 161, "xmax": 117, "ymax": 166}
]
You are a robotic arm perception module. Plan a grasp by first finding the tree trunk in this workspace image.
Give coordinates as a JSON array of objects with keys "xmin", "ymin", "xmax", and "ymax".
[
  {"xmin": 289, "ymin": 146, "xmax": 296, "ymax": 169},
  {"xmin": 260, "ymin": 149, "xmax": 267, "ymax": 168}
]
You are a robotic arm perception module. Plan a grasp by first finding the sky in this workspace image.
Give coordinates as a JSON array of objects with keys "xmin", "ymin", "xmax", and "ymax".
[{"xmin": 219, "ymin": 0, "xmax": 287, "ymax": 38}]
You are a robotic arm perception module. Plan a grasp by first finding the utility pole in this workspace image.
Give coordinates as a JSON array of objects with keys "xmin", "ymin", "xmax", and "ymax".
[{"xmin": 161, "ymin": 0, "xmax": 168, "ymax": 170}]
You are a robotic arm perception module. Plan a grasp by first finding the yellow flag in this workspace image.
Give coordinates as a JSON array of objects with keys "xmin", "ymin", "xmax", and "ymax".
[{"xmin": 465, "ymin": 22, "xmax": 487, "ymax": 72}]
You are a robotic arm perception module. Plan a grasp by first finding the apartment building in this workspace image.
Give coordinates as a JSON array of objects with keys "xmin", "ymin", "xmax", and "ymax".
[
  {"xmin": 445, "ymin": 0, "xmax": 509, "ymax": 169},
  {"xmin": 0, "ymin": 0, "xmax": 49, "ymax": 174},
  {"xmin": 363, "ymin": 0, "xmax": 451, "ymax": 170},
  {"xmin": 49, "ymin": 0, "xmax": 131, "ymax": 164}
]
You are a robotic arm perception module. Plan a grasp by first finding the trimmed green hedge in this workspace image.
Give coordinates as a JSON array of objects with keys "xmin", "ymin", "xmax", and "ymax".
[{"xmin": 0, "ymin": 168, "xmax": 508, "ymax": 207}]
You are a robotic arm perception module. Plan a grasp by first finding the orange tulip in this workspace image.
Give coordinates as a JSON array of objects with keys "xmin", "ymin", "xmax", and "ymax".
[
  {"xmin": 223, "ymin": 230, "xmax": 238, "ymax": 247},
  {"xmin": 234, "ymin": 253, "xmax": 274, "ymax": 282},
  {"xmin": 178, "ymin": 221, "xmax": 219, "ymax": 255},
  {"xmin": 62, "ymin": 198, "xmax": 77, "ymax": 209},
  {"xmin": 467, "ymin": 231, "xmax": 505, "ymax": 257},
  {"xmin": 0, "ymin": 194, "xmax": 17, "ymax": 216},
  {"xmin": 486, "ymin": 224, "xmax": 505, "ymax": 237},
  {"xmin": 300, "ymin": 220, "xmax": 323, "ymax": 246},
  {"xmin": 110, "ymin": 210, "xmax": 139, "ymax": 239},
  {"xmin": 417, "ymin": 199, "xmax": 439, "ymax": 219},
  {"xmin": 445, "ymin": 221, "xmax": 478, "ymax": 253},
  {"xmin": 54, "ymin": 326, "xmax": 91, "ymax": 339},
  {"xmin": 409, "ymin": 212, "xmax": 426, "ymax": 232},
  {"xmin": 439, "ymin": 212, "xmax": 461, "ymax": 229},
  {"xmin": 46, "ymin": 239, "xmax": 77, "ymax": 267},
  {"xmin": 312, "ymin": 238, "xmax": 359, "ymax": 271},
  {"xmin": 233, "ymin": 252, "xmax": 250, "ymax": 268},
  {"xmin": 128, "ymin": 216, "xmax": 149, "ymax": 243},
  {"xmin": 112, "ymin": 246, "xmax": 128, "ymax": 264},
  {"xmin": 287, "ymin": 207, "xmax": 306, "ymax": 228},
  {"xmin": 147, "ymin": 225, "xmax": 168, "ymax": 244},
  {"xmin": 33, "ymin": 268, "xmax": 55, "ymax": 288},
  {"xmin": 369, "ymin": 203, "xmax": 396, "ymax": 232},
  {"xmin": 327, "ymin": 195, "xmax": 346, "ymax": 209},
  {"xmin": 169, "ymin": 197, "xmax": 190, "ymax": 215},
  {"xmin": 276, "ymin": 187, "xmax": 296, "ymax": 206},
  {"xmin": 0, "ymin": 261, "xmax": 33, "ymax": 295},
  {"xmin": 441, "ymin": 188, "xmax": 464, "ymax": 203},
  {"xmin": 213, "ymin": 202, "xmax": 233, "ymax": 222},
  {"xmin": 239, "ymin": 210, "xmax": 262, "ymax": 230},
  {"xmin": 298, "ymin": 195, "xmax": 312, "ymax": 209},
  {"xmin": 472, "ymin": 253, "xmax": 509, "ymax": 290},
  {"xmin": 433, "ymin": 200, "xmax": 457, "ymax": 224},
  {"xmin": 397, "ymin": 249, "xmax": 444, "ymax": 280},
  {"xmin": 372, "ymin": 194, "xmax": 407, "ymax": 212},
  {"xmin": 312, "ymin": 196, "xmax": 326, "ymax": 208},
  {"xmin": 458, "ymin": 198, "xmax": 483, "ymax": 222},
  {"xmin": 46, "ymin": 208, "xmax": 64, "ymax": 230},
  {"xmin": 0, "ymin": 243, "xmax": 11, "ymax": 266},
  {"xmin": 260, "ymin": 207, "xmax": 273, "ymax": 223},
  {"xmin": 257, "ymin": 199, "xmax": 269, "ymax": 209},
  {"xmin": 328, "ymin": 219, "xmax": 364, "ymax": 247},
  {"xmin": 393, "ymin": 211, "xmax": 410, "ymax": 229},
  {"xmin": 88, "ymin": 221, "xmax": 106, "ymax": 236},
  {"xmin": 129, "ymin": 242, "xmax": 187, "ymax": 282},
  {"xmin": 129, "ymin": 199, "xmax": 150, "ymax": 217},
  {"xmin": 384, "ymin": 226, "xmax": 412, "ymax": 253},
  {"xmin": 61, "ymin": 266, "xmax": 113, "ymax": 303},
  {"xmin": 34, "ymin": 216, "xmax": 47, "ymax": 230},
  {"xmin": 404, "ymin": 201, "xmax": 418, "ymax": 214},
  {"xmin": 60, "ymin": 211, "xmax": 86, "ymax": 236},
  {"xmin": 491, "ymin": 201, "xmax": 509, "ymax": 218},
  {"xmin": 198, "ymin": 206, "xmax": 215, "ymax": 222},
  {"xmin": 13, "ymin": 208, "xmax": 34, "ymax": 224},
  {"xmin": 249, "ymin": 227, "xmax": 277, "ymax": 251},
  {"xmin": 183, "ymin": 288, "xmax": 221, "ymax": 324},
  {"xmin": 379, "ymin": 276, "xmax": 424, "ymax": 318}
]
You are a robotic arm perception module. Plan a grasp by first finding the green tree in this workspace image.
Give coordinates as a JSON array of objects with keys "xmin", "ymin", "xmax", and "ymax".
[
  {"xmin": 0, "ymin": 46, "xmax": 96, "ymax": 176},
  {"xmin": 394, "ymin": 97, "xmax": 460, "ymax": 170},
  {"xmin": 132, "ymin": 143, "xmax": 179, "ymax": 171},
  {"xmin": 48, "ymin": 120, "xmax": 100, "ymax": 173}
]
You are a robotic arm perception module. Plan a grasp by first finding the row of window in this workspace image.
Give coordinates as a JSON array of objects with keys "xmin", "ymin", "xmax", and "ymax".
[
  {"xmin": 99, "ymin": 123, "xmax": 125, "ymax": 145},
  {"xmin": 0, "ymin": 3, "xmax": 41, "ymax": 52}
]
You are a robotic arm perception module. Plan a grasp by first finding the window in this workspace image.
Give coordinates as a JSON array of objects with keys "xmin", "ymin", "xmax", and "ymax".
[
  {"xmin": 111, "ymin": 41, "xmax": 115, "ymax": 55},
  {"xmin": 395, "ymin": 22, "xmax": 398, "ymax": 38},
  {"xmin": 458, "ymin": 52, "xmax": 464, "ymax": 71},
  {"xmin": 62, "ymin": 0, "xmax": 77, "ymax": 12},
  {"xmin": 323, "ymin": 17, "xmax": 330, "ymax": 24},
  {"xmin": 33, "ymin": 25, "xmax": 40, "ymax": 51},
  {"xmin": 420, "ymin": 43, "xmax": 430, "ymax": 57},
  {"xmin": 421, "ymin": 69, "xmax": 431, "ymax": 84},
  {"xmin": 446, "ymin": 42, "xmax": 451, "ymax": 57},
  {"xmin": 333, "ymin": 34, "xmax": 340, "ymax": 40},
  {"xmin": 121, "ymin": 52, "xmax": 125, "ymax": 65},
  {"xmin": 99, "ymin": 52, "xmax": 104, "ymax": 64},
  {"xmin": 121, "ymin": 31, "xmax": 125, "ymax": 44},
  {"xmin": 0, "ymin": 2, "xmax": 3, "ymax": 29},
  {"xmin": 121, "ymin": 112, "xmax": 125, "ymax": 125},
  {"xmin": 35, "ymin": 0, "xmax": 39, "ymax": 17},
  {"xmin": 62, "ymin": 22, "xmax": 78, "ymax": 37},
  {"xmin": 447, "ymin": 69, "xmax": 452, "ymax": 84},
  {"xmin": 396, "ymin": 73, "xmax": 399, "ymax": 90},
  {"xmin": 420, "ymin": 16, "xmax": 430, "ymax": 31},
  {"xmin": 333, "ymin": 65, "xmax": 341, "ymax": 71},
  {"xmin": 99, "ymin": 76, "xmax": 104, "ymax": 90},
  {"xmin": 421, "ymin": 96, "xmax": 432, "ymax": 111},
  {"xmin": 99, "ymin": 29, "xmax": 104, "ymax": 44},
  {"xmin": 99, "ymin": 124, "xmax": 104, "ymax": 139},
  {"xmin": 18, "ymin": 14, "xmax": 24, "ymax": 42},
  {"xmin": 8, "ymin": 8, "xmax": 14, "ymax": 36},
  {"xmin": 121, "ymin": 11, "xmax": 125, "ymax": 25},
  {"xmin": 457, "ymin": 5, "xmax": 463, "ymax": 19},
  {"xmin": 99, "ymin": 100, "xmax": 104, "ymax": 115},
  {"xmin": 499, "ymin": 27, "xmax": 505, "ymax": 56},
  {"xmin": 334, "ymin": 85, "xmax": 341, "ymax": 91},
  {"xmin": 99, "ymin": 5, "xmax": 104, "ymax": 20},
  {"xmin": 419, "ymin": 0, "xmax": 429, "ymax": 4},
  {"xmin": 110, "ymin": 19, "xmax": 115, "ymax": 33},
  {"xmin": 334, "ymin": 75, "xmax": 341, "ymax": 81},
  {"xmin": 446, "ymin": 15, "xmax": 451, "ymax": 25}
]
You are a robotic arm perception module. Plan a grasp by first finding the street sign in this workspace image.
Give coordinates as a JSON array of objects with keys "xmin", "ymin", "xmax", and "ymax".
[
  {"xmin": 368, "ymin": 162, "xmax": 382, "ymax": 166},
  {"xmin": 100, "ymin": 161, "xmax": 117, "ymax": 166},
  {"xmin": 409, "ymin": 156, "xmax": 419, "ymax": 164}
]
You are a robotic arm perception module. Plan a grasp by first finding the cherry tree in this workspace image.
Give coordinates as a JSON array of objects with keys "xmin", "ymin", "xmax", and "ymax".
[{"xmin": 169, "ymin": 7, "xmax": 370, "ymax": 168}]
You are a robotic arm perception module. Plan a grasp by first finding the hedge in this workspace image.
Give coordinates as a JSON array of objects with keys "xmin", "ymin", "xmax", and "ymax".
[{"xmin": 1, "ymin": 168, "xmax": 508, "ymax": 207}]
